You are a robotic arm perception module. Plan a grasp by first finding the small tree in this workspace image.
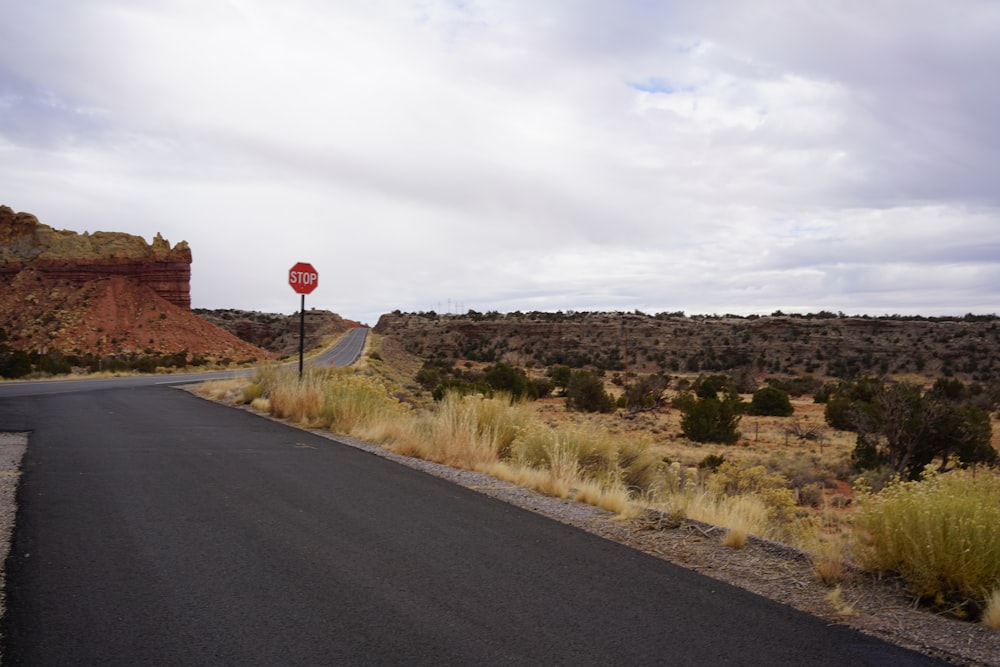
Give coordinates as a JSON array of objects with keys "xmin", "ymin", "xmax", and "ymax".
[
  {"xmin": 748, "ymin": 387, "xmax": 794, "ymax": 417},
  {"xmin": 681, "ymin": 393, "xmax": 742, "ymax": 444},
  {"xmin": 623, "ymin": 374, "xmax": 670, "ymax": 414},
  {"xmin": 565, "ymin": 370, "xmax": 615, "ymax": 413},
  {"xmin": 841, "ymin": 378, "xmax": 998, "ymax": 479},
  {"xmin": 549, "ymin": 365, "xmax": 572, "ymax": 395},
  {"xmin": 483, "ymin": 362, "xmax": 528, "ymax": 400}
]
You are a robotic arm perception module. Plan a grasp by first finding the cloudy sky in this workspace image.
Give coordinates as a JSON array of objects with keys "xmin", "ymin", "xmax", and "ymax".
[{"xmin": 2, "ymin": 1, "xmax": 998, "ymax": 325}]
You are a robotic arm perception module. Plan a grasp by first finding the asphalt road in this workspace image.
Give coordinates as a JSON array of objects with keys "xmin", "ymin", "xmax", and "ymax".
[
  {"xmin": 0, "ymin": 370, "xmax": 943, "ymax": 664},
  {"xmin": 310, "ymin": 327, "xmax": 368, "ymax": 367}
]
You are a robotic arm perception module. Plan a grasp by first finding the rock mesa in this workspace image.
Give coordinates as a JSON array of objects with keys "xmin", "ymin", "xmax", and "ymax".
[{"xmin": 0, "ymin": 205, "xmax": 192, "ymax": 308}]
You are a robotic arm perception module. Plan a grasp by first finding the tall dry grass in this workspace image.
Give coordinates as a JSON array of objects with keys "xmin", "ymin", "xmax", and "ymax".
[
  {"xmin": 253, "ymin": 365, "xmax": 409, "ymax": 433},
  {"xmin": 398, "ymin": 392, "xmax": 533, "ymax": 469}
]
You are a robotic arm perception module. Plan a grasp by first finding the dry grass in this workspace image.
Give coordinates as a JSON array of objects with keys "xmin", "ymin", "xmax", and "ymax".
[
  {"xmin": 679, "ymin": 491, "xmax": 772, "ymax": 540},
  {"xmin": 485, "ymin": 462, "xmax": 572, "ymax": 500},
  {"xmin": 194, "ymin": 378, "xmax": 246, "ymax": 402},
  {"xmin": 984, "ymin": 588, "xmax": 1000, "ymax": 631},
  {"xmin": 825, "ymin": 585, "xmax": 857, "ymax": 618},
  {"xmin": 810, "ymin": 544, "xmax": 847, "ymax": 586},
  {"xmin": 723, "ymin": 528, "xmax": 747, "ymax": 549}
]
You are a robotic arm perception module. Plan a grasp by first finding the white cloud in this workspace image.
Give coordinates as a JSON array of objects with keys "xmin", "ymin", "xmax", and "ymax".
[{"xmin": 1, "ymin": 0, "xmax": 998, "ymax": 325}]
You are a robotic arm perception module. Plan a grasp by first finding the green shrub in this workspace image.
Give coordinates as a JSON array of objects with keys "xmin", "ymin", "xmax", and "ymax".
[
  {"xmin": 855, "ymin": 469, "xmax": 1000, "ymax": 619},
  {"xmin": 565, "ymin": 370, "xmax": 615, "ymax": 413},
  {"xmin": 698, "ymin": 453, "xmax": 726, "ymax": 471},
  {"xmin": 483, "ymin": 362, "xmax": 529, "ymax": 400},
  {"xmin": 748, "ymin": 386, "xmax": 794, "ymax": 416},
  {"xmin": 680, "ymin": 395, "xmax": 742, "ymax": 444}
]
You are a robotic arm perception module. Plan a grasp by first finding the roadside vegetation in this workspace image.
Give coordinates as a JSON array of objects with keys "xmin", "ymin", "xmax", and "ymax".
[
  {"xmin": 0, "ymin": 327, "xmax": 251, "ymax": 378},
  {"xmin": 196, "ymin": 332, "xmax": 1000, "ymax": 627}
]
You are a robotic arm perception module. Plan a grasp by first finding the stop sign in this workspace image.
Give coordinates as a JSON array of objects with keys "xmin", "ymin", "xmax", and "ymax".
[{"xmin": 288, "ymin": 262, "xmax": 319, "ymax": 295}]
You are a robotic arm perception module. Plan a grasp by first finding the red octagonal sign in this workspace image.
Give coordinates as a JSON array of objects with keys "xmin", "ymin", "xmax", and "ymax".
[{"xmin": 289, "ymin": 262, "xmax": 319, "ymax": 295}]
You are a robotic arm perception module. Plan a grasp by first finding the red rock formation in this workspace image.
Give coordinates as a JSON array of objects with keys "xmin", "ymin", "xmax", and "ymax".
[
  {"xmin": 0, "ymin": 206, "xmax": 192, "ymax": 308},
  {"xmin": 0, "ymin": 205, "xmax": 266, "ymax": 362}
]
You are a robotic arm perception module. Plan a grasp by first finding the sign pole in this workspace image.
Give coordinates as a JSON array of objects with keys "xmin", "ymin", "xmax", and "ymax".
[
  {"xmin": 299, "ymin": 293, "xmax": 305, "ymax": 378},
  {"xmin": 287, "ymin": 261, "xmax": 319, "ymax": 380}
]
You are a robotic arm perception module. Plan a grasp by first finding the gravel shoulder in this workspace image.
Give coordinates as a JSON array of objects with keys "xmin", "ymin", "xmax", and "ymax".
[{"xmin": 0, "ymin": 431, "xmax": 28, "ymax": 664}]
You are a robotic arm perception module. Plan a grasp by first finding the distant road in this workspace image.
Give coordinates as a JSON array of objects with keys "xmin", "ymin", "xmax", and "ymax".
[
  {"xmin": 0, "ymin": 327, "xmax": 369, "ymax": 399},
  {"xmin": 309, "ymin": 326, "xmax": 368, "ymax": 367}
]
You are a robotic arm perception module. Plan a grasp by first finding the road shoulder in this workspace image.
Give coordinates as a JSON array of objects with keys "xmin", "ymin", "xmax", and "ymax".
[{"xmin": 0, "ymin": 432, "xmax": 28, "ymax": 662}]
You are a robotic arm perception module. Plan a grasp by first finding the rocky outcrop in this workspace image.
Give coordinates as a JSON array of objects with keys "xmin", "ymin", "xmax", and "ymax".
[
  {"xmin": 0, "ymin": 205, "xmax": 192, "ymax": 308},
  {"xmin": 0, "ymin": 205, "xmax": 266, "ymax": 362}
]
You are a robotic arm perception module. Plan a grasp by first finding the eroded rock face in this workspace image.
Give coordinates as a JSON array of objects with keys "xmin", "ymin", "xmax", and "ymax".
[
  {"xmin": 0, "ymin": 205, "xmax": 265, "ymax": 362},
  {"xmin": 0, "ymin": 205, "xmax": 192, "ymax": 308}
]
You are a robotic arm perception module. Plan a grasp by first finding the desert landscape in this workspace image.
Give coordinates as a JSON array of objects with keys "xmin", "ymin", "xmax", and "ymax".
[{"xmin": 3, "ymin": 206, "xmax": 1000, "ymax": 663}]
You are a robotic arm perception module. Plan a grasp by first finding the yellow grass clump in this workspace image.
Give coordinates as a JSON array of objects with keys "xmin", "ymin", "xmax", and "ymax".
[
  {"xmin": 855, "ymin": 467, "xmax": 1000, "ymax": 614},
  {"xmin": 194, "ymin": 378, "xmax": 245, "ymax": 402},
  {"xmin": 825, "ymin": 585, "xmax": 857, "ymax": 618},
  {"xmin": 723, "ymin": 528, "xmax": 747, "ymax": 549}
]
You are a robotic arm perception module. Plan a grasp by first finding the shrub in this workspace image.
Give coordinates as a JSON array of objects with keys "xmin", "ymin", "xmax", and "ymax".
[
  {"xmin": 855, "ymin": 469, "xmax": 1000, "ymax": 619},
  {"xmin": 483, "ymin": 362, "xmax": 529, "ymax": 400},
  {"xmin": 565, "ymin": 370, "xmax": 614, "ymax": 413},
  {"xmin": 695, "ymin": 374, "xmax": 731, "ymax": 399},
  {"xmin": 707, "ymin": 462, "xmax": 800, "ymax": 531},
  {"xmin": 748, "ymin": 386, "xmax": 794, "ymax": 416},
  {"xmin": 698, "ymin": 453, "xmax": 726, "ymax": 472},
  {"xmin": 431, "ymin": 379, "xmax": 491, "ymax": 401},
  {"xmin": 548, "ymin": 365, "xmax": 572, "ymax": 394},
  {"xmin": 0, "ymin": 349, "xmax": 32, "ymax": 378},
  {"xmin": 622, "ymin": 373, "xmax": 670, "ymax": 413},
  {"xmin": 680, "ymin": 395, "xmax": 742, "ymax": 444}
]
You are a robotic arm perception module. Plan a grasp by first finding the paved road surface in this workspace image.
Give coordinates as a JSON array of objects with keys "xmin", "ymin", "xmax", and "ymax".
[
  {"xmin": 310, "ymin": 327, "xmax": 368, "ymax": 367},
  {"xmin": 0, "ymin": 373, "xmax": 943, "ymax": 664}
]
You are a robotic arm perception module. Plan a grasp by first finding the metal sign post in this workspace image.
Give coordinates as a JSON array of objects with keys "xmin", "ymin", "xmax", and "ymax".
[{"xmin": 288, "ymin": 262, "xmax": 319, "ymax": 378}]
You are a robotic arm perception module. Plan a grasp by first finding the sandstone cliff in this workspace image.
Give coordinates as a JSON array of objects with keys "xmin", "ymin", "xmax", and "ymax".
[
  {"xmin": 0, "ymin": 206, "xmax": 265, "ymax": 363},
  {"xmin": 0, "ymin": 205, "xmax": 192, "ymax": 308}
]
